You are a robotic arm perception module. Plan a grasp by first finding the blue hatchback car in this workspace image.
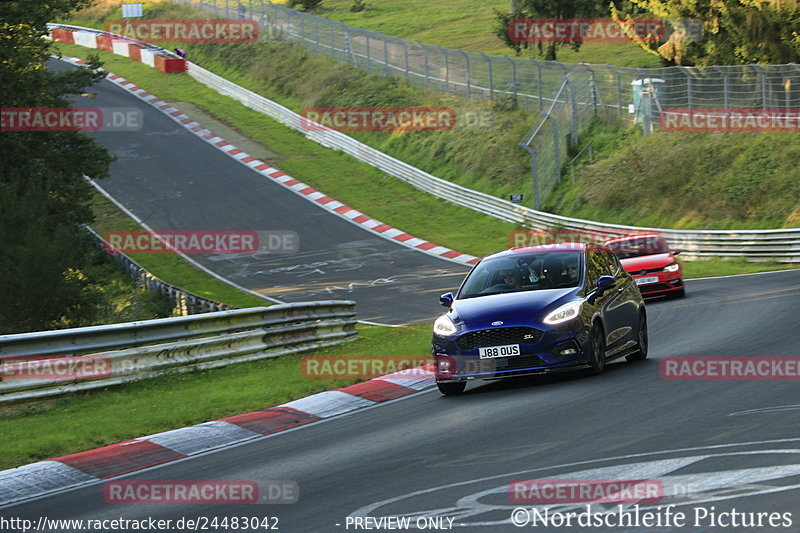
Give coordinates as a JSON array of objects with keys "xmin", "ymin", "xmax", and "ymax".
[{"xmin": 431, "ymin": 243, "xmax": 647, "ymax": 395}]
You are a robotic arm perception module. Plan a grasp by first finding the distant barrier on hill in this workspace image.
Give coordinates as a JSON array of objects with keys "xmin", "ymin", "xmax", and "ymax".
[{"xmin": 174, "ymin": 0, "xmax": 800, "ymax": 207}]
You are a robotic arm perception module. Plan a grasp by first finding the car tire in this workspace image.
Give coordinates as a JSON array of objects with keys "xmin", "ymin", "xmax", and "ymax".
[
  {"xmin": 588, "ymin": 322, "xmax": 606, "ymax": 375},
  {"xmin": 626, "ymin": 312, "xmax": 648, "ymax": 362},
  {"xmin": 673, "ymin": 287, "xmax": 686, "ymax": 298},
  {"xmin": 437, "ymin": 381, "xmax": 466, "ymax": 396}
]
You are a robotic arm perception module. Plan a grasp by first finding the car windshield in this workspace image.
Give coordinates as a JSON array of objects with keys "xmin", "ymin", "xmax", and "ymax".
[
  {"xmin": 458, "ymin": 252, "xmax": 582, "ymax": 299},
  {"xmin": 607, "ymin": 236, "xmax": 669, "ymax": 259}
]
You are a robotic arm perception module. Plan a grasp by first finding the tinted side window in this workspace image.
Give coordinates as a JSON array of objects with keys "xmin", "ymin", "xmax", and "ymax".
[
  {"xmin": 604, "ymin": 252, "xmax": 621, "ymax": 276},
  {"xmin": 585, "ymin": 252, "xmax": 603, "ymax": 289}
]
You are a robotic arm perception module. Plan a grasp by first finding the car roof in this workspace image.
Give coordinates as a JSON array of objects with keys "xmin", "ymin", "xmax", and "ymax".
[{"xmin": 482, "ymin": 242, "xmax": 589, "ymax": 261}]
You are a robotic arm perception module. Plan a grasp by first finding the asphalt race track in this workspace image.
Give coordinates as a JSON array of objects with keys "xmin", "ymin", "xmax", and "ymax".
[
  {"xmin": 4, "ymin": 270, "xmax": 799, "ymax": 532},
  {"xmin": 47, "ymin": 60, "xmax": 470, "ymax": 326},
  {"xmin": 12, "ymin": 61, "xmax": 798, "ymax": 533}
]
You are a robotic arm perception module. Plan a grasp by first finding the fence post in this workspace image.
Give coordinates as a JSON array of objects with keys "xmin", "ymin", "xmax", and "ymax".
[
  {"xmin": 438, "ymin": 46, "xmax": 450, "ymax": 91},
  {"xmin": 383, "ymin": 35, "xmax": 390, "ymax": 76},
  {"xmin": 364, "ymin": 29, "xmax": 371, "ymax": 73},
  {"xmin": 641, "ymin": 91, "xmax": 652, "ymax": 137},
  {"xmin": 460, "ymin": 50, "xmax": 471, "ymax": 98},
  {"xmin": 585, "ymin": 63, "xmax": 598, "ymax": 114},
  {"xmin": 678, "ymin": 66, "xmax": 692, "ymax": 109},
  {"xmin": 505, "ymin": 56, "xmax": 518, "ymax": 103},
  {"xmin": 422, "ymin": 42, "xmax": 429, "ymax": 90},
  {"xmin": 520, "ymin": 144, "xmax": 540, "ymax": 210},
  {"xmin": 404, "ymin": 41, "xmax": 409, "ymax": 80},
  {"xmin": 754, "ymin": 65, "xmax": 768, "ymax": 109},
  {"xmin": 615, "ymin": 69, "xmax": 623, "ymax": 115},
  {"xmin": 549, "ymin": 114, "xmax": 561, "ymax": 185},
  {"xmin": 723, "ymin": 72, "xmax": 729, "ymax": 108},
  {"xmin": 330, "ymin": 21, "xmax": 336, "ymax": 60},
  {"xmin": 482, "ymin": 53, "xmax": 493, "ymax": 99},
  {"xmin": 534, "ymin": 60, "xmax": 543, "ymax": 111},
  {"xmin": 565, "ymin": 80, "xmax": 578, "ymax": 146}
]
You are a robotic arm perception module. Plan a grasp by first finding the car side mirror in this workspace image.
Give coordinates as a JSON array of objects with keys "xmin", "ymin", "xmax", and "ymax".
[
  {"xmin": 673, "ymin": 249, "xmax": 682, "ymax": 255},
  {"xmin": 439, "ymin": 292, "xmax": 454, "ymax": 308},
  {"xmin": 597, "ymin": 276, "xmax": 615, "ymax": 294}
]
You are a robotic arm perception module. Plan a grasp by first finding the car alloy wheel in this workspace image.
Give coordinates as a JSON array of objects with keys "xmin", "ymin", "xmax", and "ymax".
[
  {"xmin": 588, "ymin": 322, "xmax": 606, "ymax": 375},
  {"xmin": 626, "ymin": 312, "xmax": 648, "ymax": 362}
]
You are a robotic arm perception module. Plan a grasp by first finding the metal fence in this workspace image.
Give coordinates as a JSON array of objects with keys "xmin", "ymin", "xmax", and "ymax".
[
  {"xmin": 0, "ymin": 303, "xmax": 357, "ymax": 402},
  {"xmin": 174, "ymin": 0, "xmax": 800, "ymax": 205},
  {"xmin": 86, "ymin": 226, "xmax": 236, "ymax": 315},
  {"xmin": 183, "ymin": 61, "xmax": 800, "ymax": 262}
]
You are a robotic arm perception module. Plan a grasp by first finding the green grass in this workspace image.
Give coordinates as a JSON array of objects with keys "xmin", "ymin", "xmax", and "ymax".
[
  {"xmin": 90, "ymin": 192, "xmax": 270, "ymax": 309},
  {"xmin": 546, "ymin": 121, "xmax": 800, "ymax": 230},
  {"xmin": 55, "ymin": 40, "xmax": 518, "ymax": 259},
  {"xmin": 232, "ymin": 0, "xmax": 661, "ymax": 67},
  {"xmin": 0, "ymin": 324, "xmax": 432, "ymax": 469}
]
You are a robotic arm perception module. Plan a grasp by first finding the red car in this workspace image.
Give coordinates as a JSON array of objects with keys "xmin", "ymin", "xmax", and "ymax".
[{"xmin": 605, "ymin": 234, "xmax": 685, "ymax": 297}]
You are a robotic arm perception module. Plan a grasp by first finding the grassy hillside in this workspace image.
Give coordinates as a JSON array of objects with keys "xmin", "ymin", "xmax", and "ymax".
[
  {"xmin": 548, "ymin": 121, "xmax": 800, "ymax": 230},
  {"xmin": 253, "ymin": 0, "xmax": 661, "ymax": 66},
  {"xmin": 61, "ymin": 1, "xmax": 800, "ymax": 233}
]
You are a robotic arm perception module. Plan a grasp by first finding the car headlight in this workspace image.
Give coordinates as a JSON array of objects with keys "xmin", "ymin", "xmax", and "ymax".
[
  {"xmin": 433, "ymin": 314, "xmax": 458, "ymax": 336},
  {"xmin": 663, "ymin": 263, "xmax": 680, "ymax": 272},
  {"xmin": 544, "ymin": 301, "xmax": 582, "ymax": 325}
]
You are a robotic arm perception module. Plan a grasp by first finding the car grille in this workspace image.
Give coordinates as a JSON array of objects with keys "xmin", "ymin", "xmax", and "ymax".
[
  {"xmin": 469, "ymin": 354, "xmax": 548, "ymax": 375},
  {"xmin": 630, "ymin": 267, "xmax": 663, "ymax": 275},
  {"xmin": 456, "ymin": 327, "xmax": 543, "ymax": 351}
]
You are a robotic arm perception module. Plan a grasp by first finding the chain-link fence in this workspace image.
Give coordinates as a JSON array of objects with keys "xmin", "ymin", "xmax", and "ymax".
[{"xmin": 172, "ymin": 0, "xmax": 800, "ymax": 206}]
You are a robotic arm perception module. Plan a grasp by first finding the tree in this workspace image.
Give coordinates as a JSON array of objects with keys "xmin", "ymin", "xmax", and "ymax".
[
  {"xmin": 0, "ymin": 0, "xmax": 113, "ymax": 332},
  {"xmin": 611, "ymin": 0, "xmax": 800, "ymax": 65},
  {"xmin": 495, "ymin": 0, "xmax": 609, "ymax": 60}
]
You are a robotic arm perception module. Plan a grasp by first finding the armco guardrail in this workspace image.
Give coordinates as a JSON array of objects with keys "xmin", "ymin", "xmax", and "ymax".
[
  {"xmin": 0, "ymin": 304, "xmax": 357, "ymax": 402},
  {"xmin": 85, "ymin": 226, "xmax": 235, "ymax": 315},
  {"xmin": 185, "ymin": 62, "xmax": 800, "ymax": 263},
  {"xmin": 55, "ymin": 24, "xmax": 799, "ymax": 262}
]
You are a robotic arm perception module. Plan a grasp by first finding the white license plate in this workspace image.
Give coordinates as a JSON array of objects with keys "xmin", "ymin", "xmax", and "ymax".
[
  {"xmin": 636, "ymin": 276, "xmax": 659, "ymax": 286},
  {"xmin": 479, "ymin": 344, "xmax": 520, "ymax": 359}
]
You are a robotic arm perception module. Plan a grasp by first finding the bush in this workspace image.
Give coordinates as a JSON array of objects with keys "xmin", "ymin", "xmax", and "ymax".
[
  {"xmin": 288, "ymin": 0, "xmax": 323, "ymax": 11},
  {"xmin": 350, "ymin": 0, "xmax": 367, "ymax": 12}
]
